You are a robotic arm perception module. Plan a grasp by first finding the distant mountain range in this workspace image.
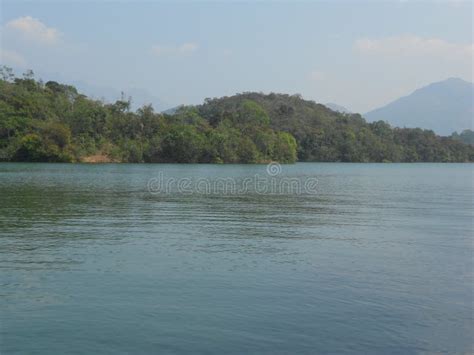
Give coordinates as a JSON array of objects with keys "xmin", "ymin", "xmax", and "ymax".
[
  {"xmin": 364, "ymin": 78, "xmax": 473, "ymax": 136},
  {"xmin": 325, "ymin": 103, "xmax": 351, "ymax": 114}
]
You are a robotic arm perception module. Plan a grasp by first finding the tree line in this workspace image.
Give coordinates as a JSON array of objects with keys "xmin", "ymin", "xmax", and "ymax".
[{"xmin": 0, "ymin": 67, "xmax": 472, "ymax": 163}]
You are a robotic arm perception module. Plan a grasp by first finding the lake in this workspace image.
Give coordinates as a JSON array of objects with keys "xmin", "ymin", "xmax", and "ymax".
[{"xmin": 0, "ymin": 163, "xmax": 472, "ymax": 354}]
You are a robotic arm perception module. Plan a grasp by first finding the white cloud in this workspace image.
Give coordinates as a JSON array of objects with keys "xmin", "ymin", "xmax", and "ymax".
[
  {"xmin": 4, "ymin": 16, "xmax": 61, "ymax": 45},
  {"xmin": 151, "ymin": 42, "xmax": 199, "ymax": 57},
  {"xmin": 354, "ymin": 35, "xmax": 473, "ymax": 60},
  {"xmin": 308, "ymin": 70, "xmax": 325, "ymax": 82},
  {"xmin": 0, "ymin": 49, "xmax": 27, "ymax": 67}
]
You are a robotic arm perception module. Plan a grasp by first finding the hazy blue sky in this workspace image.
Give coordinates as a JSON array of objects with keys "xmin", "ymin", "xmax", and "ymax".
[{"xmin": 1, "ymin": 0, "xmax": 472, "ymax": 112}]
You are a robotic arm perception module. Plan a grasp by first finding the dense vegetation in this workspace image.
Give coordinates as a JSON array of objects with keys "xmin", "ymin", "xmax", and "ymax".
[
  {"xmin": 198, "ymin": 93, "xmax": 474, "ymax": 162},
  {"xmin": 0, "ymin": 67, "xmax": 473, "ymax": 163},
  {"xmin": 0, "ymin": 68, "xmax": 296, "ymax": 163}
]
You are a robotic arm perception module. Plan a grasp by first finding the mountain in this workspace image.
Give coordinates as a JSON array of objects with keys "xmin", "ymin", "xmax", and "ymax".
[
  {"xmin": 364, "ymin": 78, "xmax": 473, "ymax": 136},
  {"xmin": 325, "ymin": 103, "xmax": 351, "ymax": 114}
]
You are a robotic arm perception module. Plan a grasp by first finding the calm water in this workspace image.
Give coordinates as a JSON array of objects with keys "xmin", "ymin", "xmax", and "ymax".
[{"xmin": 0, "ymin": 163, "xmax": 472, "ymax": 354}]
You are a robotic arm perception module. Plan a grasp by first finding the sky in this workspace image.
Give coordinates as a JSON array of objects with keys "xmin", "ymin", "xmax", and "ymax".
[{"xmin": 0, "ymin": 0, "xmax": 472, "ymax": 112}]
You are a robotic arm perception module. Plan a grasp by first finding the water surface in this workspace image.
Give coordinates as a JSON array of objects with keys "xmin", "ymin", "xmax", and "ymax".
[{"xmin": 0, "ymin": 163, "xmax": 472, "ymax": 354}]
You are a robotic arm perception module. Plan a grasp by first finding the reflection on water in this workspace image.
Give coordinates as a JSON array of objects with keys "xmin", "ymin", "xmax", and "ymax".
[{"xmin": 0, "ymin": 163, "xmax": 472, "ymax": 354}]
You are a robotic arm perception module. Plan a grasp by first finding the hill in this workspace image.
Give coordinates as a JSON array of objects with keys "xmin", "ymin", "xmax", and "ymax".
[
  {"xmin": 197, "ymin": 92, "xmax": 473, "ymax": 162},
  {"xmin": 0, "ymin": 68, "xmax": 473, "ymax": 163},
  {"xmin": 0, "ymin": 70, "xmax": 296, "ymax": 164},
  {"xmin": 365, "ymin": 78, "xmax": 473, "ymax": 136}
]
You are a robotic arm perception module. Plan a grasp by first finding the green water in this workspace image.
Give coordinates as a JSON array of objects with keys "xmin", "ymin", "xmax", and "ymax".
[{"xmin": 0, "ymin": 163, "xmax": 472, "ymax": 354}]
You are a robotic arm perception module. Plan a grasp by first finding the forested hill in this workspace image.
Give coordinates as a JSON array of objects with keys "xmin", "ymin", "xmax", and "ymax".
[
  {"xmin": 197, "ymin": 93, "xmax": 473, "ymax": 162},
  {"xmin": 0, "ymin": 68, "xmax": 473, "ymax": 163}
]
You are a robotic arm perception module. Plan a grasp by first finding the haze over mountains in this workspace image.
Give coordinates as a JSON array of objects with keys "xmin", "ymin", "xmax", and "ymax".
[
  {"xmin": 325, "ymin": 103, "xmax": 352, "ymax": 114},
  {"xmin": 364, "ymin": 78, "xmax": 473, "ymax": 136},
  {"xmin": 71, "ymin": 81, "xmax": 168, "ymax": 112},
  {"xmin": 7, "ymin": 67, "xmax": 169, "ymax": 112}
]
